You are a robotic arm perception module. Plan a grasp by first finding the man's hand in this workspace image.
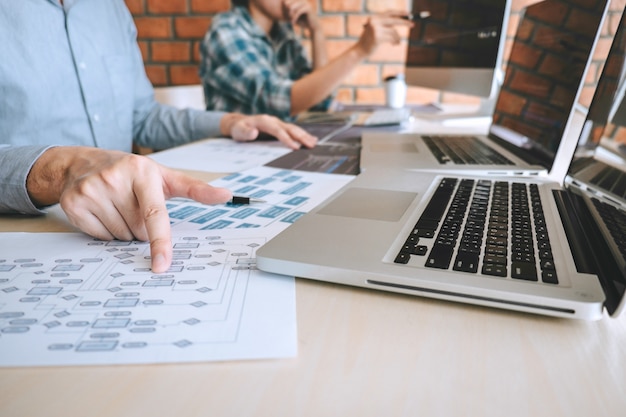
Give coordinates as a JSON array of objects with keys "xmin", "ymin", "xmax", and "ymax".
[
  {"xmin": 26, "ymin": 146, "xmax": 232, "ymax": 273},
  {"xmin": 220, "ymin": 113, "xmax": 318, "ymax": 149},
  {"xmin": 283, "ymin": 0, "xmax": 321, "ymax": 32},
  {"xmin": 355, "ymin": 13, "xmax": 413, "ymax": 57}
]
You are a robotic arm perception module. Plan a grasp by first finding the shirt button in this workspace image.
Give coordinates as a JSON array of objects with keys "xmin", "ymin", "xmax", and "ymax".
[
  {"xmin": 93, "ymin": 114, "xmax": 100, "ymax": 122},
  {"xmin": 79, "ymin": 62, "xmax": 87, "ymax": 70}
]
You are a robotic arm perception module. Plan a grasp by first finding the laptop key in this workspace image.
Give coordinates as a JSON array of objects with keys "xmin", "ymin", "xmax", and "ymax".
[
  {"xmin": 453, "ymin": 251, "xmax": 479, "ymax": 273},
  {"xmin": 425, "ymin": 244, "xmax": 454, "ymax": 269},
  {"xmin": 511, "ymin": 261, "xmax": 538, "ymax": 281}
]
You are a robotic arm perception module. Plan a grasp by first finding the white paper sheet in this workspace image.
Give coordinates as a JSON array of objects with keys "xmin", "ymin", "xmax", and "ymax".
[
  {"xmin": 0, "ymin": 229, "xmax": 296, "ymax": 367},
  {"xmin": 149, "ymin": 138, "xmax": 291, "ymax": 173},
  {"xmin": 167, "ymin": 166, "xmax": 355, "ymax": 231}
]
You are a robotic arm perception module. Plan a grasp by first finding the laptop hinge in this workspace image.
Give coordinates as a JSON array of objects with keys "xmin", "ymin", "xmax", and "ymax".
[{"xmin": 553, "ymin": 189, "xmax": 624, "ymax": 315}]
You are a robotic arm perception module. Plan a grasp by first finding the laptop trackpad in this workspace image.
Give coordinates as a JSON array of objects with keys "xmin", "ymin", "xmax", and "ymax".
[
  {"xmin": 318, "ymin": 187, "xmax": 416, "ymax": 222},
  {"xmin": 369, "ymin": 142, "xmax": 419, "ymax": 153}
]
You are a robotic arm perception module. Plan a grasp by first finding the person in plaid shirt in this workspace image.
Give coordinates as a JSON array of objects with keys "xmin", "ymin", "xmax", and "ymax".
[{"xmin": 200, "ymin": 0, "xmax": 412, "ymax": 120}]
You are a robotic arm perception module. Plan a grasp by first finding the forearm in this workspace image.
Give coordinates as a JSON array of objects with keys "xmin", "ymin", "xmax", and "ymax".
[
  {"xmin": 290, "ymin": 45, "xmax": 367, "ymax": 115},
  {"xmin": 309, "ymin": 27, "xmax": 328, "ymax": 69}
]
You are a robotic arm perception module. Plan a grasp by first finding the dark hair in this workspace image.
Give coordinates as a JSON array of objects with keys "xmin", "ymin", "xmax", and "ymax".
[{"xmin": 231, "ymin": 0, "xmax": 249, "ymax": 8}]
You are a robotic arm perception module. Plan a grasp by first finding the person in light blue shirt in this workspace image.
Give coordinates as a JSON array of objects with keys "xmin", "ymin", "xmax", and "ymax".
[{"xmin": 0, "ymin": 0, "xmax": 317, "ymax": 273}]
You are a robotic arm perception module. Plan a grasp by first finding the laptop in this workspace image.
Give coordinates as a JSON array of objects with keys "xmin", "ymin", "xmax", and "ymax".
[
  {"xmin": 361, "ymin": 0, "xmax": 609, "ymax": 177},
  {"xmin": 256, "ymin": 7, "xmax": 626, "ymax": 320}
]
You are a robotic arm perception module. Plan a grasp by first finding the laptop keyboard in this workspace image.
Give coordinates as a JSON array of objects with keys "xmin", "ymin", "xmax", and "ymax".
[
  {"xmin": 422, "ymin": 135, "xmax": 514, "ymax": 165},
  {"xmin": 394, "ymin": 177, "xmax": 558, "ymax": 284},
  {"xmin": 591, "ymin": 197, "xmax": 626, "ymax": 262}
]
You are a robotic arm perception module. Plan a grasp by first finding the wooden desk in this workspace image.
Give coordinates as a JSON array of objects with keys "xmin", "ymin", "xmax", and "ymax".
[{"xmin": 2, "ymin": 163, "xmax": 626, "ymax": 417}]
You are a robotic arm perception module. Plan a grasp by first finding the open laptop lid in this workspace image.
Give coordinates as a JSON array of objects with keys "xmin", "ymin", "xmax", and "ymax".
[
  {"xmin": 564, "ymin": 8, "xmax": 626, "ymax": 316},
  {"xmin": 485, "ymin": 0, "xmax": 609, "ymax": 172}
]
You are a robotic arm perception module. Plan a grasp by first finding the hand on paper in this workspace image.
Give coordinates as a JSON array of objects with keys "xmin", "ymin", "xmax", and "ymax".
[{"xmin": 26, "ymin": 146, "xmax": 233, "ymax": 273}]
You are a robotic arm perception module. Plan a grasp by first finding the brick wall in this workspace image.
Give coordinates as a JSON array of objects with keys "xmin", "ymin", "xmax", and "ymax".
[{"xmin": 126, "ymin": 0, "xmax": 625, "ymax": 109}]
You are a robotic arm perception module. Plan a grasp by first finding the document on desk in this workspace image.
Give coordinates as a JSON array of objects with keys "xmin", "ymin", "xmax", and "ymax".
[
  {"xmin": 149, "ymin": 138, "xmax": 291, "ymax": 173},
  {"xmin": 0, "ymin": 229, "xmax": 296, "ymax": 367},
  {"xmin": 0, "ymin": 167, "xmax": 354, "ymax": 367},
  {"xmin": 167, "ymin": 165, "xmax": 355, "ymax": 231}
]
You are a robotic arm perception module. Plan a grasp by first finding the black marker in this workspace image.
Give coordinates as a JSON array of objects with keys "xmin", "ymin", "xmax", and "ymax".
[{"xmin": 230, "ymin": 196, "xmax": 266, "ymax": 205}]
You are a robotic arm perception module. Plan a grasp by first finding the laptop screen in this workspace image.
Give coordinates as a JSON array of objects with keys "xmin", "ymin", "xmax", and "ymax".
[
  {"xmin": 489, "ymin": 0, "xmax": 607, "ymax": 171},
  {"xmin": 567, "ymin": 8, "xmax": 626, "ymax": 193}
]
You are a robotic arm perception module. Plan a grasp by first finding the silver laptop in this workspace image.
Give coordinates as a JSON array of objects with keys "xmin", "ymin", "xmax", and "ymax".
[
  {"xmin": 361, "ymin": 0, "xmax": 609, "ymax": 177},
  {"xmin": 256, "ymin": 7, "xmax": 626, "ymax": 320}
]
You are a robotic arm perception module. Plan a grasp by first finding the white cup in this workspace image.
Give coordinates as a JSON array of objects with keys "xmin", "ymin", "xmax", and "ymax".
[{"xmin": 384, "ymin": 74, "xmax": 407, "ymax": 108}]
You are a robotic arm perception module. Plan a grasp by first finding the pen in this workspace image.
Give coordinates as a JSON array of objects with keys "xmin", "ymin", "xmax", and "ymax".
[{"xmin": 230, "ymin": 196, "xmax": 266, "ymax": 205}]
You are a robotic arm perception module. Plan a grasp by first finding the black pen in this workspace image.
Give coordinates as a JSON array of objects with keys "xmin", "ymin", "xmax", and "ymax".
[{"xmin": 230, "ymin": 196, "xmax": 266, "ymax": 205}]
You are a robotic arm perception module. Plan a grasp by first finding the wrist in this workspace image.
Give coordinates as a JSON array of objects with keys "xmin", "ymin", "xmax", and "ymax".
[
  {"xmin": 219, "ymin": 113, "xmax": 245, "ymax": 137},
  {"xmin": 26, "ymin": 147, "xmax": 70, "ymax": 207}
]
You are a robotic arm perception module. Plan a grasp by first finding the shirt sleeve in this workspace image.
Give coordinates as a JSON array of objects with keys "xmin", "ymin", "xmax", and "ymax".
[
  {"xmin": 114, "ymin": 3, "xmax": 227, "ymax": 151},
  {"xmin": 201, "ymin": 28, "xmax": 294, "ymax": 119},
  {"xmin": 0, "ymin": 145, "xmax": 53, "ymax": 215}
]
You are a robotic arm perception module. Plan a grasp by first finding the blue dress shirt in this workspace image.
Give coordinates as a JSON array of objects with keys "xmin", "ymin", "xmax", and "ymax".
[{"xmin": 0, "ymin": 0, "xmax": 226, "ymax": 215}]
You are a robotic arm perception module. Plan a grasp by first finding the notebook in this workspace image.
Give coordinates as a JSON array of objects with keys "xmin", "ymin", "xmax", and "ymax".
[
  {"xmin": 256, "ymin": 6, "xmax": 626, "ymax": 320},
  {"xmin": 361, "ymin": 0, "xmax": 609, "ymax": 177}
]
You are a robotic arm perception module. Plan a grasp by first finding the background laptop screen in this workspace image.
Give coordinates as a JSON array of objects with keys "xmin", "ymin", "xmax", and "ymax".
[
  {"xmin": 568, "ymin": 8, "xmax": 626, "ymax": 187},
  {"xmin": 489, "ymin": 0, "xmax": 607, "ymax": 170}
]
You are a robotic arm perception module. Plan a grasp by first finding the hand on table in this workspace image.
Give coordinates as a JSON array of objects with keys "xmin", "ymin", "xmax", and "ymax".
[
  {"xmin": 220, "ymin": 113, "xmax": 318, "ymax": 149},
  {"xmin": 26, "ymin": 146, "xmax": 232, "ymax": 273}
]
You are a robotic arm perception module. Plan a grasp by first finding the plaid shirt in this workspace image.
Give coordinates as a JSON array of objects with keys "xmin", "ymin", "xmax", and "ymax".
[{"xmin": 200, "ymin": 7, "xmax": 333, "ymax": 120}]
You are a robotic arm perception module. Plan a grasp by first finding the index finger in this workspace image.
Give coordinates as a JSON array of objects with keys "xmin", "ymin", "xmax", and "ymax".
[{"xmin": 133, "ymin": 175, "xmax": 172, "ymax": 273}]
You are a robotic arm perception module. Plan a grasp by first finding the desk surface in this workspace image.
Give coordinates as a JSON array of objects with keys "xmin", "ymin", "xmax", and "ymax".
[{"xmin": 2, "ymin": 134, "xmax": 626, "ymax": 417}]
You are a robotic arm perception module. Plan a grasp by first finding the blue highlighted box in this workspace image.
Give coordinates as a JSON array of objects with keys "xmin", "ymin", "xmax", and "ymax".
[
  {"xmin": 230, "ymin": 208, "xmax": 260, "ymax": 219},
  {"xmin": 169, "ymin": 205, "xmax": 206, "ymax": 220},
  {"xmin": 282, "ymin": 182, "xmax": 312, "ymax": 195},
  {"xmin": 190, "ymin": 209, "xmax": 228, "ymax": 224},
  {"xmin": 281, "ymin": 212, "xmax": 306, "ymax": 223},
  {"xmin": 258, "ymin": 206, "xmax": 290, "ymax": 219},
  {"xmin": 284, "ymin": 196, "xmax": 308, "ymax": 205},
  {"xmin": 201, "ymin": 220, "xmax": 235, "ymax": 229}
]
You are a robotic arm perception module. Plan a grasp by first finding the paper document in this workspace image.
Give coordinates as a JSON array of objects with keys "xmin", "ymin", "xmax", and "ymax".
[
  {"xmin": 0, "ymin": 230, "xmax": 295, "ymax": 367},
  {"xmin": 168, "ymin": 166, "xmax": 355, "ymax": 232},
  {"xmin": 149, "ymin": 138, "xmax": 291, "ymax": 173}
]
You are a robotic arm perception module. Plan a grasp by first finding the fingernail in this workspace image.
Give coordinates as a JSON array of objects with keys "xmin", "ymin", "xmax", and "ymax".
[{"xmin": 152, "ymin": 253, "xmax": 168, "ymax": 272}]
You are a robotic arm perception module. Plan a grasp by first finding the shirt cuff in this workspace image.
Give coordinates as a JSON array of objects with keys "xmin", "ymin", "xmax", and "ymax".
[
  {"xmin": 191, "ymin": 110, "xmax": 228, "ymax": 139},
  {"xmin": 0, "ymin": 145, "xmax": 54, "ymax": 215}
]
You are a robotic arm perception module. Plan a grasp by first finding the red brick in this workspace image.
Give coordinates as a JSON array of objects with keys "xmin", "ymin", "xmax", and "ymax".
[
  {"xmin": 145, "ymin": 65, "xmax": 168, "ymax": 86},
  {"xmin": 170, "ymin": 65, "xmax": 202, "ymax": 85},
  {"xmin": 366, "ymin": 0, "xmax": 409, "ymax": 13},
  {"xmin": 326, "ymin": 39, "xmax": 356, "ymax": 60},
  {"xmin": 319, "ymin": 15, "xmax": 346, "ymax": 38},
  {"xmin": 507, "ymin": 43, "xmax": 542, "ymax": 70},
  {"xmin": 495, "ymin": 89, "xmax": 527, "ymax": 117},
  {"xmin": 125, "ymin": 0, "xmax": 144, "ymax": 15},
  {"xmin": 191, "ymin": 0, "xmax": 231, "ymax": 13},
  {"xmin": 147, "ymin": 0, "xmax": 187, "ymax": 14},
  {"xmin": 151, "ymin": 41, "xmax": 192, "ymax": 62},
  {"xmin": 135, "ymin": 17, "xmax": 172, "ymax": 39},
  {"xmin": 322, "ymin": 0, "xmax": 363, "ymax": 13},
  {"xmin": 355, "ymin": 87, "xmax": 385, "ymax": 104},
  {"xmin": 524, "ymin": 0, "xmax": 568, "ymax": 27},
  {"xmin": 174, "ymin": 17, "xmax": 212, "ymax": 39},
  {"xmin": 137, "ymin": 41, "xmax": 149, "ymax": 61}
]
